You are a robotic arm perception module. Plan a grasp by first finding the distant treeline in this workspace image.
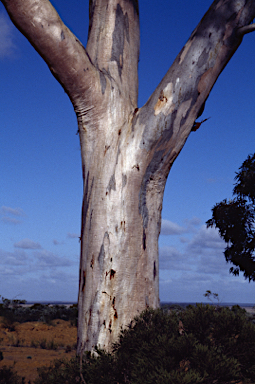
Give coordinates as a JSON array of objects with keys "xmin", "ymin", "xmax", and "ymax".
[{"xmin": 0, "ymin": 296, "xmax": 77, "ymax": 326}]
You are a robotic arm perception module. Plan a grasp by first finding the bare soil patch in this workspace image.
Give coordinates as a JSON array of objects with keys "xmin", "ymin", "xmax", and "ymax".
[{"xmin": 0, "ymin": 318, "xmax": 76, "ymax": 383}]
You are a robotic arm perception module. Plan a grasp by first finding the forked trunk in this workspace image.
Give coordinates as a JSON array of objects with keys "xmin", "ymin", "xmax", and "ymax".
[{"xmin": 1, "ymin": 0, "xmax": 255, "ymax": 354}]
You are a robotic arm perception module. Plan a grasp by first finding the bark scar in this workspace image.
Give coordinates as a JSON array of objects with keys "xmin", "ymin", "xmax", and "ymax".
[
  {"xmin": 112, "ymin": 297, "xmax": 118, "ymax": 318},
  {"xmin": 110, "ymin": 269, "xmax": 116, "ymax": 279},
  {"xmin": 106, "ymin": 269, "xmax": 116, "ymax": 279},
  {"xmin": 197, "ymin": 68, "xmax": 213, "ymax": 94},
  {"xmin": 153, "ymin": 261, "xmax": 157, "ymax": 280},
  {"xmin": 82, "ymin": 271, "xmax": 86, "ymax": 291},
  {"xmin": 143, "ymin": 228, "xmax": 146, "ymax": 250},
  {"xmin": 154, "ymin": 83, "xmax": 174, "ymax": 116},
  {"xmin": 154, "ymin": 90, "xmax": 167, "ymax": 114},
  {"xmin": 132, "ymin": 163, "xmax": 140, "ymax": 171}
]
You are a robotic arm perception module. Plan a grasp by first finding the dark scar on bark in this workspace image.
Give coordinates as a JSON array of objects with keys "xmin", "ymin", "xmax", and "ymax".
[
  {"xmin": 143, "ymin": 229, "xmax": 146, "ymax": 250},
  {"xmin": 110, "ymin": 269, "xmax": 116, "ymax": 279},
  {"xmin": 82, "ymin": 271, "xmax": 86, "ymax": 291},
  {"xmin": 81, "ymin": 168, "xmax": 94, "ymax": 241},
  {"xmin": 153, "ymin": 261, "xmax": 157, "ymax": 279},
  {"xmin": 99, "ymin": 71, "xmax": 107, "ymax": 94},
  {"xmin": 107, "ymin": 174, "xmax": 116, "ymax": 193},
  {"xmin": 111, "ymin": 4, "xmax": 130, "ymax": 77}
]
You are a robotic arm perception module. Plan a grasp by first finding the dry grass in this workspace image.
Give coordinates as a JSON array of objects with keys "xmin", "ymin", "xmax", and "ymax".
[{"xmin": 0, "ymin": 317, "xmax": 77, "ymax": 383}]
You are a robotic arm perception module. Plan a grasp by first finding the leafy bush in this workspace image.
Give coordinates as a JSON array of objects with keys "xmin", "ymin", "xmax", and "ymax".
[
  {"xmin": 34, "ymin": 305, "xmax": 255, "ymax": 384},
  {"xmin": 34, "ymin": 358, "xmax": 83, "ymax": 384}
]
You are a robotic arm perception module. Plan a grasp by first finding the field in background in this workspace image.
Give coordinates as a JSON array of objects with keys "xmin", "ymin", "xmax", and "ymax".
[
  {"xmin": 0, "ymin": 300, "xmax": 78, "ymax": 384},
  {"xmin": 0, "ymin": 317, "xmax": 77, "ymax": 383}
]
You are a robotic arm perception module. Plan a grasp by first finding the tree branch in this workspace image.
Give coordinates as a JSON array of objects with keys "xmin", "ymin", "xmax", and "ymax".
[
  {"xmin": 237, "ymin": 23, "xmax": 255, "ymax": 36},
  {"xmin": 1, "ymin": 0, "xmax": 100, "ymax": 108},
  {"xmin": 133, "ymin": 0, "xmax": 255, "ymax": 165},
  {"xmin": 86, "ymin": 0, "xmax": 140, "ymax": 108}
]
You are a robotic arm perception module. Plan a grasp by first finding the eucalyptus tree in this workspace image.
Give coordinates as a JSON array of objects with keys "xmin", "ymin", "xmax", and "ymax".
[
  {"xmin": 1, "ymin": 0, "xmax": 255, "ymax": 353},
  {"xmin": 207, "ymin": 153, "xmax": 255, "ymax": 281}
]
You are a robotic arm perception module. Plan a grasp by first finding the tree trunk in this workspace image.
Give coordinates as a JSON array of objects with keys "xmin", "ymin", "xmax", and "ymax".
[
  {"xmin": 1, "ymin": 0, "xmax": 255, "ymax": 353},
  {"xmin": 77, "ymin": 123, "xmax": 163, "ymax": 351}
]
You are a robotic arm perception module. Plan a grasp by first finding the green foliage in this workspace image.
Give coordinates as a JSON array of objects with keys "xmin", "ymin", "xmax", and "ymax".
[
  {"xmin": 34, "ymin": 358, "xmax": 83, "ymax": 384},
  {"xmin": 34, "ymin": 305, "xmax": 255, "ymax": 384},
  {"xmin": 180, "ymin": 304, "xmax": 255, "ymax": 381},
  {"xmin": 233, "ymin": 153, "xmax": 255, "ymax": 204},
  {"xmin": 207, "ymin": 152, "xmax": 255, "ymax": 281}
]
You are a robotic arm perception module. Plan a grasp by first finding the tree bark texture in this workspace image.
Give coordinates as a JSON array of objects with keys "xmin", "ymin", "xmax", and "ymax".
[{"xmin": 1, "ymin": 0, "xmax": 255, "ymax": 352}]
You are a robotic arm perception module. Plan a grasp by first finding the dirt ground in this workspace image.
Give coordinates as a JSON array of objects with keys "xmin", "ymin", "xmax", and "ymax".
[{"xmin": 0, "ymin": 317, "xmax": 77, "ymax": 383}]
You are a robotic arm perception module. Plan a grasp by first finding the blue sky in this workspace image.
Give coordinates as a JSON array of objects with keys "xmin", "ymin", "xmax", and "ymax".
[{"xmin": 0, "ymin": 1, "xmax": 255, "ymax": 304}]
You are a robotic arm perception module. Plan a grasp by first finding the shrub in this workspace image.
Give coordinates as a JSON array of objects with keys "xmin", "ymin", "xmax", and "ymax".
[
  {"xmin": 30, "ymin": 339, "xmax": 38, "ymax": 348},
  {"xmin": 37, "ymin": 338, "xmax": 58, "ymax": 350},
  {"xmin": 180, "ymin": 304, "xmax": 255, "ymax": 381},
  {"xmin": 65, "ymin": 345, "xmax": 72, "ymax": 353},
  {"xmin": 34, "ymin": 358, "xmax": 82, "ymax": 384},
  {"xmin": 39, "ymin": 339, "xmax": 47, "ymax": 349},
  {"xmin": 33, "ymin": 305, "xmax": 255, "ymax": 384},
  {"xmin": 47, "ymin": 339, "xmax": 58, "ymax": 350},
  {"xmin": 0, "ymin": 365, "xmax": 23, "ymax": 384}
]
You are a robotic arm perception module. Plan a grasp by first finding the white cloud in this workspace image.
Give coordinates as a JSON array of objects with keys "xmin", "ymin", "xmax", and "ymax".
[
  {"xmin": 1, "ymin": 206, "xmax": 25, "ymax": 217},
  {"xmin": 159, "ymin": 246, "xmax": 192, "ymax": 271},
  {"xmin": 184, "ymin": 217, "xmax": 201, "ymax": 228},
  {"xmin": 159, "ymin": 222, "xmax": 225, "ymax": 271},
  {"xmin": 0, "ymin": 248, "xmax": 28, "ymax": 266},
  {"xmin": 188, "ymin": 225, "xmax": 225, "ymax": 253},
  {"xmin": 53, "ymin": 239, "xmax": 65, "ymax": 245},
  {"xmin": 159, "ymin": 270, "xmax": 255, "ymax": 304},
  {"xmin": 1, "ymin": 206, "xmax": 26, "ymax": 224},
  {"xmin": 206, "ymin": 177, "xmax": 217, "ymax": 184},
  {"xmin": 179, "ymin": 237, "xmax": 190, "ymax": 243},
  {"xmin": 0, "ymin": 246, "xmax": 78, "ymax": 301},
  {"xmin": 160, "ymin": 219, "xmax": 186, "ymax": 235},
  {"xmin": 159, "ymin": 225, "xmax": 226, "ymax": 274},
  {"xmin": 33, "ymin": 249, "xmax": 73, "ymax": 268},
  {"xmin": 14, "ymin": 238, "xmax": 42, "ymax": 250},
  {"xmin": 160, "ymin": 217, "xmax": 201, "ymax": 236},
  {"xmin": 0, "ymin": 271, "xmax": 78, "ymax": 302},
  {"xmin": 0, "ymin": 213, "xmax": 252, "ymax": 303},
  {"xmin": 158, "ymin": 222, "xmax": 254, "ymax": 303},
  {"xmin": 67, "ymin": 232, "xmax": 79, "ymax": 239},
  {"xmin": 0, "ymin": 265, "xmax": 18, "ymax": 276},
  {"xmin": 0, "ymin": 13, "xmax": 17, "ymax": 58},
  {"xmin": 1, "ymin": 216, "xmax": 21, "ymax": 225}
]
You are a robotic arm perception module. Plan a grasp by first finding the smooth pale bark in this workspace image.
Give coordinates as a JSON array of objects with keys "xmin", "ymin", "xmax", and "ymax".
[{"xmin": 1, "ymin": 0, "xmax": 255, "ymax": 353}]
